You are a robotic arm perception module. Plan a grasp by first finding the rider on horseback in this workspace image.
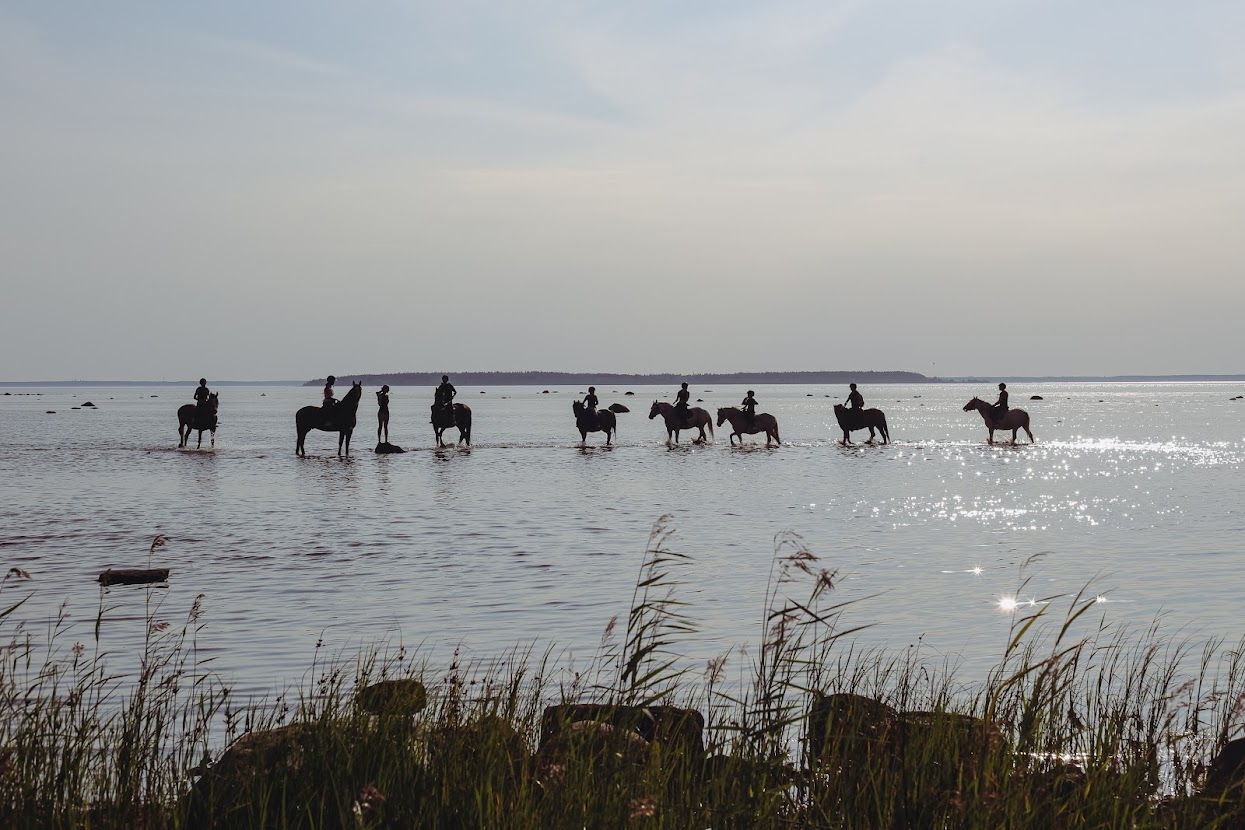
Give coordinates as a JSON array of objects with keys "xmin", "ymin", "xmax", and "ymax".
[
  {"xmin": 991, "ymin": 383, "xmax": 1009, "ymax": 424},
  {"xmin": 741, "ymin": 390, "xmax": 758, "ymax": 427},
  {"xmin": 321, "ymin": 375, "xmax": 337, "ymax": 426},
  {"xmin": 433, "ymin": 375, "xmax": 456, "ymax": 426},
  {"xmin": 674, "ymin": 383, "xmax": 691, "ymax": 428},
  {"xmin": 845, "ymin": 383, "xmax": 864, "ymax": 410},
  {"xmin": 582, "ymin": 386, "xmax": 599, "ymax": 429},
  {"xmin": 193, "ymin": 379, "xmax": 212, "ymax": 427}
]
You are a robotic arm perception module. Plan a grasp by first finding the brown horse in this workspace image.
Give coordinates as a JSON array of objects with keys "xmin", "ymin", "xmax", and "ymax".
[
  {"xmin": 833, "ymin": 404, "xmax": 889, "ymax": 445},
  {"xmin": 296, "ymin": 381, "xmax": 362, "ymax": 456},
  {"xmin": 963, "ymin": 397, "xmax": 1034, "ymax": 444},
  {"xmin": 178, "ymin": 393, "xmax": 218, "ymax": 449},
  {"xmin": 432, "ymin": 402, "xmax": 472, "ymax": 447},
  {"xmin": 573, "ymin": 400, "xmax": 617, "ymax": 445},
  {"xmin": 648, "ymin": 401, "xmax": 714, "ymax": 444},
  {"xmin": 716, "ymin": 407, "xmax": 780, "ymax": 446}
]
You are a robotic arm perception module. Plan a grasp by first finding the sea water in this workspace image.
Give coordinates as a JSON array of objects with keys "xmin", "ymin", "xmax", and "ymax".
[{"xmin": 2, "ymin": 382, "xmax": 1242, "ymax": 697}]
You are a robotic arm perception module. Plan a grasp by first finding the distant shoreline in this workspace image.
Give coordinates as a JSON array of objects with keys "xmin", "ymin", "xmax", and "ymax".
[{"xmin": 2, "ymin": 372, "xmax": 1243, "ymax": 387}]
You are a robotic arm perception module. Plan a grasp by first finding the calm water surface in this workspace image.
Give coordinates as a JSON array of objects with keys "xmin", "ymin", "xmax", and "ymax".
[{"xmin": 2, "ymin": 383, "xmax": 1243, "ymax": 696}]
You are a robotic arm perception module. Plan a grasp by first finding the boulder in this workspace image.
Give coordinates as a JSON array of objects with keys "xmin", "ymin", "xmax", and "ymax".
[
  {"xmin": 807, "ymin": 693, "xmax": 899, "ymax": 764},
  {"xmin": 535, "ymin": 720, "xmax": 651, "ymax": 786},
  {"xmin": 185, "ymin": 724, "xmax": 314, "ymax": 823},
  {"xmin": 1203, "ymin": 737, "xmax": 1245, "ymax": 796},
  {"xmin": 98, "ymin": 568, "xmax": 169, "ymax": 586},
  {"xmin": 355, "ymin": 679, "xmax": 427, "ymax": 717},
  {"xmin": 624, "ymin": 391, "xmax": 635, "ymax": 395},
  {"xmin": 540, "ymin": 703, "xmax": 704, "ymax": 761},
  {"xmin": 374, "ymin": 442, "xmax": 405, "ymax": 454},
  {"xmin": 1030, "ymin": 395, "xmax": 1044, "ymax": 400},
  {"xmin": 81, "ymin": 401, "xmax": 96, "ymax": 407},
  {"xmin": 608, "ymin": 403, "xmax": 630, "ymax": 413}
]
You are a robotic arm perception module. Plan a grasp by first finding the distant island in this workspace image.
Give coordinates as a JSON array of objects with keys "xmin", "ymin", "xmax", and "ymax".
[{"xmin": 301, "ymin": 370, "xmax": 933, "ymax": 387}]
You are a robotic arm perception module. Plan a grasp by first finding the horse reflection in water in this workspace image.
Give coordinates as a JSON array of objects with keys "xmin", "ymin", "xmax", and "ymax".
[
  {"xmin": 716, "ymin": 407, "xmax": 780, "ymax": 446},
  {"xmin": 178, "ymin": 393, "xmax": 219, "ymax": 449},
  {"xmin": 962, "ymin": 398, "xmax": 1034, "ymax": 445},
  {"xmin": 432, "ymin": 403, "xmax": 472, "ymax": 447},
  {"xmin": 834, "ymin": 404, "xmax": 889, "ymax": 445},
  {"xmin": 573, "ymin": 401, "xmax": 616, "ymax": 446},
  {"xmin": 296, "ymin": 381, "xmax": 362, "ymax": 457},
  {"xmin": 648, "ymin": 401, "xmax": 714, "ymax": 445}
]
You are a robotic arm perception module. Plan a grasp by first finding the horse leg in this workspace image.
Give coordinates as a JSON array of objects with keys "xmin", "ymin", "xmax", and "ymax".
[
  {"xmin": 987, "ymin": 428, "xmax": 995, "ymax": 444},
  {"xmin": 1010, "ymin": 428, "xmax": 1018, "ymax": 446},
  {"xmin": 196, "ymin": 430, "xmax": 203, "ymax": 449},
  {"xmin": 1025, "ymin": 425, "xmax": 1034, "ymax": 442},
  {"xmin": 210, "ymin": 428, "xmax": 216, "ymax": 448},
  {"xmin": 346, "ymin": 430, "xmax": 352, "ymax": 456},
  {"xmin": 866, "ymin": 427, "xmax": 876, "ymax": 444}
]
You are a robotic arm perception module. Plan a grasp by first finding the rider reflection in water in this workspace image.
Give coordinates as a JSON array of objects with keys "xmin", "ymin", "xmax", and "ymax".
[
  {"xmin": 741, "ymin": 390, "xmax": 758, "ymax": 426},
  {"xmin": 675, "ymin": 382, "xmax": 691, "ymax": 426},
  {"xmin": 992, "ymin": 382, "xmax": 1009, "ymax": 424},
  {"xmin": 845, "ymin": 383, "xmax": 864, "ymax": 410}
]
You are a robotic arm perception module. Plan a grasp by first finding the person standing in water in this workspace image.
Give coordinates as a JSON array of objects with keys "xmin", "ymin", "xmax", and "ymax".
[
  {"xmin": 991, "ymin": 382, "xmax": 1009, "ymax": 424},
  {"xmin": 845, "ymin": 383, "xmax": 864, "ymax": 410},
  {"xmin": 674, "ymin": 382, "xmax": 691, "ymax": 426},
  {"xmin": 741, "ymin": 390, "xmax": 758, "ymax": 427},
  {"xmin": 377, "ymin": 384, "xmax": 390, "ymax": 443}
]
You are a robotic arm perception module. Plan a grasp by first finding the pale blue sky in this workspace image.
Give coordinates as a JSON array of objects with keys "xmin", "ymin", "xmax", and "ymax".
[{"xmin": 3, "ymin": 1, "xmax": 1243, "ymax": 379}]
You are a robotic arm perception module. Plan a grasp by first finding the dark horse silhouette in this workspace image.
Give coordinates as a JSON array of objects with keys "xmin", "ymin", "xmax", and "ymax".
[
  {"xmin": 716, "ymin": 407, "xmax": 780, "ymax": 446},
  {"xmin": 296, "ymin": 381, "xmax": 362, "ymax": 456},
  {"xmin": 432, "ymin": 403, "xmax": 472, "ymax": 447},
  {"xmin": 648, "ymin": 401, "xmax": 714, "ymax": 445},
  {"xmin": 573, "ymin": 400, "xmax": 617, "ymax": 446},
  {"xmin": 963, "ymin": 397, "xmax": 1034, "ymax": 444},
  {"xmin": 178, "ymin": 393, "xmax": 218, "ymax": 449},
  {"xmin": 833, "ymin": 404, "xmax": 889, "ymax": 445}
]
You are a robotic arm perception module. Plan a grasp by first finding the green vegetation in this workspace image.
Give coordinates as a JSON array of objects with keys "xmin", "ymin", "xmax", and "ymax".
[{"xmin": 3, "ymin": 523, "xmax": 1245, "ymax": 828}]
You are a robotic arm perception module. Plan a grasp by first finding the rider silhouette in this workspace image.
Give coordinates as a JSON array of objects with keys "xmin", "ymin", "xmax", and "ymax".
[
  {"xmin": 674, "ymin": 383, "xmax": 691, "ymax": 427},
  {"xmin": 321, "ymin": 375, "xmax": 337, "ymax": 425},
  {"xmin": 582, "ymin": 386, "xmax": 599, "ymax": 427},
  {"xmin": 991, "ymin": 383, "xmax": 1009, "ymax": 424},
  {"xmin": 741, "ymin": 390, "xmax": 758, "ymax": 427},
  {"xmin": 377, "ymin": 384, "xmax": 390, "ymax": 443},
  {"xmin": 193, "ymin": 379, "xmax": 211, "ymax": 426},
  {"xmin": 846, "ymin": 383, "xmax": 864, "ymax": 410},
  {"xmin": 433, "ymin": 375, "xmax": 456, "ymax": 426}
]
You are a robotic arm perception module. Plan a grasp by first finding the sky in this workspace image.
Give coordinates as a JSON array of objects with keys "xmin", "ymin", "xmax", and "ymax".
[{"xmin": 2, "ymin": 0, "xmax": 1244, "ymax": 380}]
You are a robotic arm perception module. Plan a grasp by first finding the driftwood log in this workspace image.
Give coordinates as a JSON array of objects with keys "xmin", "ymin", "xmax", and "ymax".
[{"xmin": 98, "ymin": 568, "xmax": 169, "ymax": 586}]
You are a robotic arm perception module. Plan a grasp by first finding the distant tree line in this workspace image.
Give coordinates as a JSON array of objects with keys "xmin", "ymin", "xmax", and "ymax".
[{"xmin": 302, "ymin": 370, "xmax": 933, "ymax": 387}]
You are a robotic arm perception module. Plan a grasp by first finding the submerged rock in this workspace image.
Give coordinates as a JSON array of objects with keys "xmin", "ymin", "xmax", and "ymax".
[
  {"xmin": 608, "ymin": 403, "xmax": 630, "ymax": 413},
  {"xmin": 374, "ymin": 442, "xmax": 405, "ymax": 454},
  {"xmin": 1030, "ymin": 395, "xmax": 1044, "ymax": 400}
]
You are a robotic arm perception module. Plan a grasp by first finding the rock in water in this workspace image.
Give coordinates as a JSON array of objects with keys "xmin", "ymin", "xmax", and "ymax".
[
  {"xmin": 608, "ymin": 403, "xmax": 630, "ymax": 413},
  {"xmin": 1030, "ymin": 395, "xmax": 1044, "ymax": 400},
  {"xmin": 375, "ymin": 442, "xmax": 405, "ymax": 454}
]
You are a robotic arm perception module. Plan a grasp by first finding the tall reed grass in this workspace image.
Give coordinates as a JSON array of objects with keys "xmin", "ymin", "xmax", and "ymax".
[{"xmin": 2, "ymin": 527, "xmax": 1245, "ymax": 828}]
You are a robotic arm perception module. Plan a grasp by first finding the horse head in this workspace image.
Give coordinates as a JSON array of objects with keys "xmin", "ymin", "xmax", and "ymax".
[
  {"xmin": 648, "ymin": 400, "xmax": 661, "ymax": 419},
  {"xmin": 963, "ymin": 397, "xmax": 983, "ymax": 412},
  {"xmin": 572, "ymin": 400, "xmax": 584, "ymax": 416},
  {"xmin": 207, "ymin": 392, "xmax": 219, "ymax": 412},
  {"xmin": 716, "ymin": 408, "xmax": 728, "ymax": 427}
]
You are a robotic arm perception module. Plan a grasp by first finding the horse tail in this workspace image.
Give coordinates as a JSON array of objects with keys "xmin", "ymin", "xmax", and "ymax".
[
  {"xmin": 879, "ymin": 412, "xmax": 889, "ymax": 443},
  {"xmin": 707, "ymin": 417, "xmax": 715, "ymax": 440}
]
